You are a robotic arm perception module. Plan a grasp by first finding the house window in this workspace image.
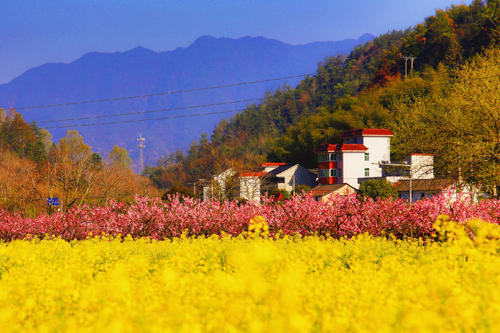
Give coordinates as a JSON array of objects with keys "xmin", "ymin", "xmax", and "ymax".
[
  {"xmin": 330, "ymin": 169, "xmax": 337, "ymax": 177},
  {"xmin": 338, "ymin": 168, "xmax": 342, "ymax": 177},
  {"xmin": 365, "ymin": 168, "xmax": 369, "ymax": 177},
  {"xmin": 365, "ymin": 153, "xmax": 369, "ymax": 161},
  {"xmin": 319, "ymin": 169, "xmax": 328, "ymax": 177},
  {"xmin": 330, "ymin": 153, "xmax": 336, "ymax": 161},
  {"xmin": 338, "ymin": 153, "xmax": 342, "ymax": 161},
  {"xmin": 319, "ymin": 154, "xmax": 330, "ymax": 162},
  {"xmin": 278, "ymin": 178, "xmax": 285, "ymax": 183}
]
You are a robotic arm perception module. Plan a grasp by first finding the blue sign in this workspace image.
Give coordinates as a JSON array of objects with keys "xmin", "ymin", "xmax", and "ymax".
[{"xmin": 47, "ymin": 198, "xmax": 59, "ymax": 206}]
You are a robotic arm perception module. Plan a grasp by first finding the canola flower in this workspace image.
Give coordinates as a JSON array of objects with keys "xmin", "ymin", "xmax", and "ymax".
[{"xmin": 0, "ymin": 216, "xmax": 499, "ymax": 332}]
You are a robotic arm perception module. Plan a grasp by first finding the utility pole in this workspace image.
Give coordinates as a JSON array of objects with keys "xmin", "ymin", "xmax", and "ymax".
[
  {"xmin": 409, "ymin": 167, "xmax": 413, "ymax": 206},
  {"xmin": 403, "ymin": 56, "xmax": 409, "ymax": 79},
  {"xmin": 137, "ymin": 133, "xmax": 145, "ymax": 174},
  {"xmin": 457, "ymin": 141, "xmax": 462, "ymax": 192},
  {"xmin": 402, "ymin": 56, "xmax": 416, "ymax": 79},
  {"xmin": 410, "ymin": 57, "xmax": 416, "ymax": 78}
]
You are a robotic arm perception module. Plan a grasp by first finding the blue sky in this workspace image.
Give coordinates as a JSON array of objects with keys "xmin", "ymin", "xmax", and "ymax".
[{"xmin": 1, "ymin": 0, "xmax": 472, "ymax": 84}]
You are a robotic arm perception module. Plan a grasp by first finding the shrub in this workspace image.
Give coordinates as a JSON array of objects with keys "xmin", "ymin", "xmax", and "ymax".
[{"xmin": 359, "ymin": 179, "xmax": 398, "ymax": 201}]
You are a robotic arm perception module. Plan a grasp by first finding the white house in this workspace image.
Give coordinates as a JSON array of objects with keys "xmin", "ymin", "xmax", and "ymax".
[
  {"xmin": 314, "ymin": 128, "xmax": 472, "ymax": 203},
  {"xmin": 239, "ymin": 172, "xmax": 267, "ymax": 203},
  {"xmin": 393, "ymin": 179, "xmax": 479, "ymax": 203},
  {"xmin": 267, "ymin": 164, "xmax": 317, "ymax": 193},
  {"xmin": 203, "ymin": 163, "xmax": 316, "ymax": 203},
  {"xmin": 382, "ymin": 154, "xmax": 434, "ymax": 183},
  {"xmin": 315, "ymin": 129, "xmax": 394, "ymax": 189}
]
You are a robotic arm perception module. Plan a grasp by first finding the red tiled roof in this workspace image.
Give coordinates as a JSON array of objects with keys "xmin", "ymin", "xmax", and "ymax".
[
  {"xmin": 240, "ymin": 172, "xmax": 267, "ymax": 177},
  {"xmin": 262, "ymin": 162, "xmax": 287, "ymax": 167},
  {"xmin": 340, "ymin": 128, "xmax": 394, "ymax": 138},
  {"xmin": 337, "ymin": 144, "xmax": 368, "ymax": 152},
  {"xmin": 314, "ymin": 143, "xmax": 338, "ymax": 153},
  {"xmin": 314, "ymin": 143, "xmax": 368, "ymax": 153}
]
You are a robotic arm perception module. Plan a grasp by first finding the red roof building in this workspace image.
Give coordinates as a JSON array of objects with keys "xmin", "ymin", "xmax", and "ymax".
[
  {"xmin": 315, "ymin": 128, "xmax": 393, "ymax": 188},
  {"xmin": 340, "ymin": 128, "xmax": 394, "ymax": 138}
]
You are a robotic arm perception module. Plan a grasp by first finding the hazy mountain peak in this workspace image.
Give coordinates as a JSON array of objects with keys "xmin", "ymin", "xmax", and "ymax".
[
  {"xmin": 192, "ymin": 35, "xmax": 218, "ymax": 45},
  {"xmin": 358, "ymin": 33, "xmax": 376, "ymax": 41},
  {"xmin": 126, "ymin": 46, "xmax": 154, "ymax": 53}
]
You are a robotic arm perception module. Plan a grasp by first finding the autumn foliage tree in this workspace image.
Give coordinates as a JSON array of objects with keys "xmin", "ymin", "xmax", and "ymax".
[
  {"xmin": 392, "ymin": 47, "xmax": 500, "ymax": 195},
  {"xmin": 0, "ymin": 113, "xmax": 160, "ymax": 215}
]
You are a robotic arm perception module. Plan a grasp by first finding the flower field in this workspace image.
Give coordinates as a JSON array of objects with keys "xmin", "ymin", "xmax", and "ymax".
[
  {"xmin": 1, "ymin": 194, "xmax": 500, "ymax": 332},
  {"xmin": 1, "ymin": 192, "xmax": 500, "ymax": 241},
  {"xmin": 0, "ymin": 215, "xmax": 500, "ymax": 332}
]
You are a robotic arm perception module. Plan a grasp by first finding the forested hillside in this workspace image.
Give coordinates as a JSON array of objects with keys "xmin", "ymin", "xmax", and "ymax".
[
  {"xmin": 0, "ymin": 108, "xmax": 160, "ymax": 215},
  {"xmin": 145, "ymin": 0, "xmax": 500, "ymax": 193}
]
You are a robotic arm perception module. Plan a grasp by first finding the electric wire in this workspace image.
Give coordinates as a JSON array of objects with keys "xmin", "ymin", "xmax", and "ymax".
[
  {"xmin": 354, "ymin": 72, "xmax": 500, "ymax": 99},
  {"xmin": 14, "ymin": 73, "xmax": 314, "ymax": 110},
  {"xmin": 37, "ymin": 98, "xmax": 263, "ymax": 123},
  {"xmin": 9, "ymin": 71, "xmax": 500, "ymax": 130},
  {"xmin": 5, "ymin": 57, "xmax": 500, "ymax": 129},
  {"xmin": 43, "ymin": 109, "xmax": 246, "ymax": 129},
  {"xmin": 8, "ymin": 44, "xmax": 495, "ymax": 111}
]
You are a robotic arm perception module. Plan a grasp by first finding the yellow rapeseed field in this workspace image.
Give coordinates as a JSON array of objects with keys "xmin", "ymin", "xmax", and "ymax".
[{"xmin": 0, "ymin": 216, "xmax": 499, "ymax": 332}]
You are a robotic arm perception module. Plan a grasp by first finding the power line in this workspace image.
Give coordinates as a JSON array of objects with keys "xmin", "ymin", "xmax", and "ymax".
[
  {"xmin": 43, "ymin": 109, "xmax": 246, "ymax": 129},
  {"xmin": 355, "ymin": 72, "xmax": 500, "ymax": 99},
  {"xmin": 14, "ymin": 73, "xmax": 314, "ymax": 111},
  {"xmin": 33, "ymin": 65, "xmax": 491, "ymax": 125},
  {"xmin": 28, "ymin": 62, "xmax": 500, "ymax": 125},
  {"xmin": 10, "ymin": 53, "xmax": 499, "ymax": 116},
  {"xmin": 37, "ymin": 98, "xmax": 263, "ymax": 124},
  {"xmin": 14, "ymin": 67, "xmax": 480, "ymax": 125},
  {"xmin": 6, "ymin": 67, "xmax": 500, "ymax": 131},
  {"xmin": 42, "ymin": 72, "xmax": 500, "ymax": 129},
  {"xmin": 7, "ymin": 44, "xmax": 495, "ymax": 112}
]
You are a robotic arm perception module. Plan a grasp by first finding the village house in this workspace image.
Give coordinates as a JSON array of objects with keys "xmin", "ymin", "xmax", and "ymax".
[
  {"xmin": 314, "ymin": 129, "xmax": 394, "ymax": 189},
  {"xmin": 309, "ymin": 183, "xmax": 357, "ymax": 202},
  {"xmin": 204, "ymin": 128, "xmax": 469, "ymax": 204},
  {"xmin": 203, "ymin": 163, "xmax": 316, "ymax": 203},
  {"xmin": 266, "ymin": 164, "xmax": 317, "ymax": 193},
  {"xmin": 313, "ymin": 128, "xmax": 472, "ymax": 202}
]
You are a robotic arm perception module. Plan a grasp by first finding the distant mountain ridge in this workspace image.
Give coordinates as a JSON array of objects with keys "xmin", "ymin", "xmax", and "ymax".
[{"xmin": 0, "ymin": 33, "xmax": 374, "ymax": 170}]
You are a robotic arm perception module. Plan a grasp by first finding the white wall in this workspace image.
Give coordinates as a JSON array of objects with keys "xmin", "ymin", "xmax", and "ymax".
[
  {"xmin": 363, "ymin": 136, "xmax": 391, "ymax": 163},
  {"xmin": 343, "ymin": 136, "xmax": 391, "ymax": 164},
  {"xmin": 340, "ymin": 152, "xmax": 368, "ymax": 189},
  {"xmin": 398, "ymin": 185, "xmax": 478, "ymax": 203},
  {"xmin": 340, "ymin": 136, "xmax": 391, "ymax": 188},
  {"xmin": 406, "ymin": 155, "xmax": 434, "ymax": 180},
  {"xmin": 239, "ymin": 176, "xmax": 261, "ymax": 203},
  {"xmin": 276, "ymin": 165, "xmax": 317, "ymax": 192}
]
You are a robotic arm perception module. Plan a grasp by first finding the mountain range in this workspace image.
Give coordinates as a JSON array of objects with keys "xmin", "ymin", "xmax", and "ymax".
[{"xmin": 0, "ymin": 33, "xmax": 374, "ymax": 170}]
